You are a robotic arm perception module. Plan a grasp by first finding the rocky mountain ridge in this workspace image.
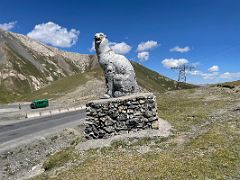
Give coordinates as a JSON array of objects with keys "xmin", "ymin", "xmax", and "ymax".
[{"xmin": 0, "ymin": 29, "xmax": 97, "ymax": 98}]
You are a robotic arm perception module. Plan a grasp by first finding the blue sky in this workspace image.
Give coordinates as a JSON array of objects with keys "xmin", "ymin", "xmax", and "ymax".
[{"xmin": 0, "ymin": 0, "xmax": 240, "ymax": 84}]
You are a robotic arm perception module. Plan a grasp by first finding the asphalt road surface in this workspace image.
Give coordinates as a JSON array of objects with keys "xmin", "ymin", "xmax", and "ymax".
[{"xmin": 0, "ymin": 109, "xmax": 86, "ymax": 144}]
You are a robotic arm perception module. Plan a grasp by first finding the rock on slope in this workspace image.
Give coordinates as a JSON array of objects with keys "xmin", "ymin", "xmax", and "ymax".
[{"xmin": 0, "ymin": 29, "xmax": 97, "ymax": 98}]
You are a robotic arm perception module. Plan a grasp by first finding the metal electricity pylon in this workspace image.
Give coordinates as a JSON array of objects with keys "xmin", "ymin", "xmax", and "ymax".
[{"xmin": 171, "ymin": 64, "xmax": 196, "ymax": 83}]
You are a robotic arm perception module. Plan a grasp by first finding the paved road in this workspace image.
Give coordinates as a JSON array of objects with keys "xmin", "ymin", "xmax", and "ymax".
[
  {"xmin": 0, "ymin": 109, "xmax": 86, "ymax": 144},
  {"xmin": 0, "ymin": 101, "xmax": 82, "ymax": 121}
]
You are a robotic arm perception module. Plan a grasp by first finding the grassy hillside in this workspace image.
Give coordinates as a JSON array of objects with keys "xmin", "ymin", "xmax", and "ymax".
[
  {"xmin": 16, "ymin": 61, "xmax": 196, "ymax": 103},
  {"xmin": 0, "ymin": 59, "xmax": 197, "ymax": 103},
  {"xmin": 132, "ymin": 62, "xmax": 196, "ymax": 92},
  {"xmin": 216, "ymin": 80, "xmax": 240, "ymax": 89},
  {"xmin": 20, "ymin": 66, "xmax": 104, "ymax": 102}
]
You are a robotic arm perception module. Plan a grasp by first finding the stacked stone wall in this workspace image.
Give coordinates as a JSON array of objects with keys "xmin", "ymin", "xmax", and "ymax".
[{"xmin": 85, "ymin": 93, "xmax": 159, "ymax": 139}]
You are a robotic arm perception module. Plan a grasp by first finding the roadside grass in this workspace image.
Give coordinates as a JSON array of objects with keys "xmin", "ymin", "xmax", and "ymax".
[
  {"xmin": 42, "ymin": 147, "xmax": 78, "ymax": 172},
  {"xmin": 156, "ymin": 89, "xmax": 228, "ymax": 132},
  {"xmin": 34, "ymin": 87, "xmax": 240, "ymax": 179}
]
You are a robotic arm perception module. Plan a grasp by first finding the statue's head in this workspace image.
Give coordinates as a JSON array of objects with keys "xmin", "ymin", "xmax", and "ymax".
[{"xmin": 94, "ymin": 32, "xmax": 109, "ymax": 53}]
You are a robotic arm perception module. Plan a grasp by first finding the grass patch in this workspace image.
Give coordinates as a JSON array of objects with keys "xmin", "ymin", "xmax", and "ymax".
[
  {"xmin": 42, "ymin": 147, "xmax": 77, "ymax": 171},
  {"xmin": 0, "ymin": 77, "xmax": 31, "ymax": 103},
  {"xmin": 157, "ymin": 89, "xmax": 227, "ymax": 132},
  {"xmin": 130, "ymin": 137, "xmax": 152, "ymax": 147},
  {"xmin": 70, "ymin": 137, "xmax": 82, "ymax": 146}
]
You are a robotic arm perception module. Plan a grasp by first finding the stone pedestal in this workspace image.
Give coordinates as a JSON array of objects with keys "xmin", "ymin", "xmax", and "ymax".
[{"xmin": 84, "ymin": 93, "xmax": 159, "ymax": 139}]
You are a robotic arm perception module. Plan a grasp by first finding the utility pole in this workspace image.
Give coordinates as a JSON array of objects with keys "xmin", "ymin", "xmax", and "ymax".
[{"xmin": 171, "ymin": 64, "xmax": 196, "ymax": 83}]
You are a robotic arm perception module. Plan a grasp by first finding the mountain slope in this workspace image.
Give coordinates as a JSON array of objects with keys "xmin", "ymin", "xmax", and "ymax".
[
  {"xmin": 20, "ymin": 62, "xmax": 196, "ymax": 106},
  {"xmin": 0, "ymin": 29, "xmax": 97, "ymax": 102},
  {"xmin": 216, "ymin": 80, "xmax": 240, "ymax": 89},
  {"xmin": 132, "ymin": 62, "xmax": 196, "ymax": 92}
]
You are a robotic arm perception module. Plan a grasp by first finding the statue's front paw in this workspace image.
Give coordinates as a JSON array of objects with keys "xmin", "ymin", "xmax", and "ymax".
[
  {"xmin": 101, "ymin": 94, "xmax": 111, "ymax": 99},
  {"xmin": 114, "ymin": 91, "xmax": 124, "ymax": 97}
]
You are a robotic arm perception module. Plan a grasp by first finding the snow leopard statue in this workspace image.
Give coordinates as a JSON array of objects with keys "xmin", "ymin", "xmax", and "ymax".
[{"xmin": 94, "ymin": 32, "xmax": 138, "ymax": 98}]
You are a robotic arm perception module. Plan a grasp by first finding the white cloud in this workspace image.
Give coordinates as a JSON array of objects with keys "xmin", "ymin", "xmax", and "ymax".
[
  {"xmin": 137, "ymin": 51, "xmax": 149, "ymax": 62},
  {"xmin": 202, "ymin": 72, "xmax": 219, "ymax": 79},
  {"xmin": 189, "ymin": 70, "xmax": 219, "ymax": 80},
  {"xmin": 0, "ymin": 21, "xmax": 17, "ymax": 31},
  {"xmin": 188, "ymin": 67, "xmax": 240, "ymax": 81},
  {"xmin": 89, "ymin": 41, "xmax": 132, "ymax": 54},
  {"xmin": 110, "ymin": 42, "xmax": 132, "ymax": 54},
  {"xmin": 220, "ymin": 72, "xmax": 240, "ymax": 79},
  {"xmin": 161, "ymin": 58, "xmax": 189, "ymax": 68},
  {"xmin": 137, "ymin": 40, "xmax": 158, "ymax": 52},
  {"xmin": 170, "ymin": 46, "xmax": 190, "ymax": 53},
  {"xmin": 188, "ymin": 70, "xmax": 202, "ymax": 76},
  {"xmin": 208, "ymin": 65, "xmax": 219, "ymax": 72},
  {"xmin": 27, "ymin": 22, "xmax": 80, "ymax": 48}
]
